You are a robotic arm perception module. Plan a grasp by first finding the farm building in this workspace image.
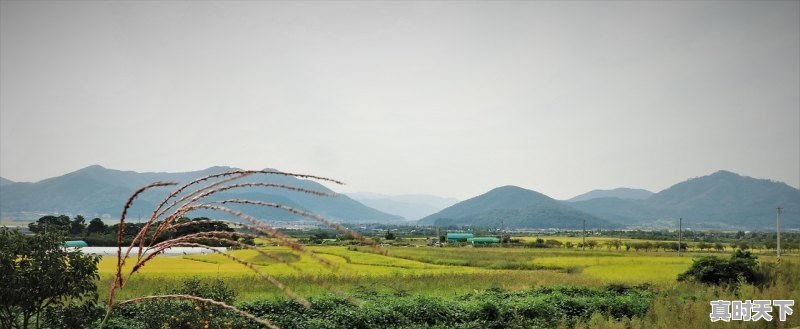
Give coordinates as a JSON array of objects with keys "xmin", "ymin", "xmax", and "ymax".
[
  {"xmin": 467, "ymin": 237, "xmax": 500, "ymax": 245},
  {"xmin": 64, "ymin": 240, "xmax": 88, "ymax": 247},
  {"xmin": 446, "ymin": 233, "xmax": 474, "ymax": 243}
]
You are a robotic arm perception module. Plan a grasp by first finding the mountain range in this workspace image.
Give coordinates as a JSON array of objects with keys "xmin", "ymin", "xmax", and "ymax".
[
  {"xmin": 419, "ymin": 170, "xmax": 798, "ymax": 230},
  {"xmin": 569, "ymin": 170, "xmax": 800, "ymax": 229},
  {"xmin": 1, "ymin": 167, "xmax": 797, "ymax": 230},
  {"xmin": 0, "ymin": 165, "xmax": 402, "ymax": 223},
  {"xmin": 418, "ymin": 186, "xmax": 615, "ymax": 229},
  {"xmin": 567, "ymin": 188, "xmax": 653, "ymax": 202},
  {"xmin": 346, "ymin": 192, "xmax": 459, "ymax": 221}
]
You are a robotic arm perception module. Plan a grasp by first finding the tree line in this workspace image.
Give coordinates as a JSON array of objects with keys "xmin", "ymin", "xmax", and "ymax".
[{"xmin": 25, "ymin": 215, "xmax": 252, "ymax": 247}]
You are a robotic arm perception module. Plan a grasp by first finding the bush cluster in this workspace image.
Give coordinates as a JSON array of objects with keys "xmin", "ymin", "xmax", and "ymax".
[
  {"xmin": 103, "ymin": 278, "xmax": 248, "ymax": 329},
  {"xmin": 677, "ymin": 250, "xmax": 768, "ymax": 285},
  {"xmin": 97, "ymin": 279, "xmax": 653, "ymax": 329},
  {"xmin": 235, "ymin": 284, "xmax": 653, "ymax": 329}
]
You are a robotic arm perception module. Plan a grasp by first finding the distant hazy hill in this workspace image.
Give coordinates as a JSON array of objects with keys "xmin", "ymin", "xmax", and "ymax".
[
  {"xmin": 347, "ymin": 192, "xmax": 458, "ymax": 221},
  {"xmin": 567, "ymin": 188, "xmax": 653, "ymax": 202},
  {"xmin": 0, "ymin": 165, "xmax": 402, "ymax": 223},
  {"xmin": 568, "ymin": 197, "xmax": 651, "ymax": 223},
  {"xmin": 418, "ymin": 186, "xmax": 615, "ymax": 229},
  {"xmin": 571, "ymin": 171, "xmax": 800, "ymax": 229},
  {"xmin": 0, "ymin": 177, "xmax": 13, "ymax": 186}
]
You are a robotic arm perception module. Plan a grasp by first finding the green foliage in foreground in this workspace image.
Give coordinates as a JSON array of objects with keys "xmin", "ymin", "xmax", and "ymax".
[
  {"xmin": 102, "ymin": 279, "xmax": 653, "ymax": 329},
  {"xmin": 0, "ymin": 229, "xmax": 100, "ymax": 329},
  {"xmin": 242, "ymin": 286, "xmax": 653, "ymax": 329},
  {"xmin": 103, "ymin": 278, "xmax": 241, "ymax": 329}
]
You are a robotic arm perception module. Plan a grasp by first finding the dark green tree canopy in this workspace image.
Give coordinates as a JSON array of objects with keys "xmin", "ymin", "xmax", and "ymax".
[
  {"xmin": 69, "ymin": 215, "xmax": 86, "ymax": 236},
  {"xmin": 27, "ymin": 215, "xmax": 71, "ymax": 234},
  {"xmin": 0, "ymin": 229, "xmax": 100, "ymax": 329},
  {"xmin": 677, "ymin": 250, "xmax": 766, "ymax": 285},
  {"xmin": 87, "ymin": 218, "xmax": 108, "ymax": 235}
]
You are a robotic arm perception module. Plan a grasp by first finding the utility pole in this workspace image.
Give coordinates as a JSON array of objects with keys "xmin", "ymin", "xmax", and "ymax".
[
  {"xmin": 777, "ymin": 207, "xmax": 782, "ymax": 258},
  {"xmin": 500, "ymin": 219, "xmax": 505, "ymax": 247},
  {"xmin": 678, "ymin": 218, "xmax": 682, "ymax": 256},
  {"xmin": 582, "ymin": 219, "xmax": 586, "ymax": 251}
]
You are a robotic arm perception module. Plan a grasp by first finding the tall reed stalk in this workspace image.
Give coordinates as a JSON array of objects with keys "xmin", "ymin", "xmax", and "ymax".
[{"xmin": 97, "ymin": 169, "xmax": 369, "ymax": 328}]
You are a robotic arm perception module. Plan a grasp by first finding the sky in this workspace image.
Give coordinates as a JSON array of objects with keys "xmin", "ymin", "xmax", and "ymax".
[{"xmin": 1, "ymin": 1, "xmax": 798, "ymax": 200}]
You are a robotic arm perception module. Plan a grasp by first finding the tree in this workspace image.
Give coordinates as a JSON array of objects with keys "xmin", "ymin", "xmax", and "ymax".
[
  {"xmin": 608, "ymin": 239, "xmax": 622, "ymax": 251},
  {"xmin": 70, "ymin": 215, "xmax": 86, "ymax": 236},
  {"xmin": 586, "ymin": 240, "xmax": 598, "ymax": 250},
  {"xmin": 308, "ymin": 229, "xmax": 335, "ymax": 244},
  {"xmin": 0, "ymin": 229, "xmax": 100, "ymax": 329},
  {"xmin": 384, "ymin": 230, "xmax": 396, "ymax": 240},
  {"xmin": 530, "ymin": 238, "xmax": 547, "ymax": 248},
  {"xmin": 27, "ymin": 215, "xmax": 70, "ymax": 234},
  {"xmin": 545, "ymin": 239, "xmax": 563, "ymax": 248},
  {"xmin": 86, "ymin": 218, "xmax": 108, "ymax": 235},
  {"xmin": 170, "ymin": 217, "xmax": 236, "ymax": 246},
  {"xmin": 107, "ymin": 222, "xmax": 144, "ymax": 239},
  {"xmin": 677, "ymin": 250, "xmax": 766, "ymax": 285}
]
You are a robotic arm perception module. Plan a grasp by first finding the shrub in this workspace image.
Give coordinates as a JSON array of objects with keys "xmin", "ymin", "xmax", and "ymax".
[
  {"xmin": 110, "ymin": 277, "xmax": 245, "ymax": 329},
  {"xmin": 677, "ymin": 249, "xmax": 767, "ymax": 285},
  {"xmin": 233, "ymin": 285, "xmax": 652, "ymax": 329}
]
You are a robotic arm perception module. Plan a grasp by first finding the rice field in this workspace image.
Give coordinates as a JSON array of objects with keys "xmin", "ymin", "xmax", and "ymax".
[
  {"xmin": 100, "ymin": 246, "xmax": 496, "ymax": 301},
  {"xmin": 376, "ymin": 246, "xmax": 699, "ymax": 283},
  {"xmin": 95, "ymin": 244, "xmax": 792, "ymax": 301}
]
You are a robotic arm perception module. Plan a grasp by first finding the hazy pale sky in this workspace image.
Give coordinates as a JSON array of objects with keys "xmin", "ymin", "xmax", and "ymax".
[{"xmin": 1, "ymin": 1, "xmax": 798, "ymax": 200}]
